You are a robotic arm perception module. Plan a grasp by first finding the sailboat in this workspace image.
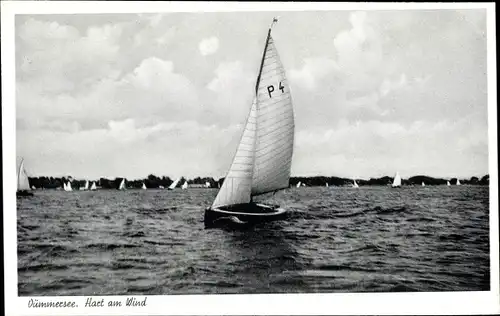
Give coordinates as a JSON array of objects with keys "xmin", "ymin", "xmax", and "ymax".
[
  {"xmin": 205, "ymin": 18, "xmax": 294, "ymax": 226},
  {"xmin": 422, "ymin": 181, "xmax": 425, "ymax": 187},
  {"xmin": 90, "ymin": 182, "xmax": 97, "ymax": 191},
  {"xmin": 456, "ymin": 179, "xmax": 461, "ymax": 186},
  {"xmin": 181, "ymin": 181, "xmax": 188, "ymax": 190},
  {"xmin": 296, "ymin": 181, "xmax": 301, "ymax": 188},
  {"xmin": 205, "ymin": 181, "xmax": 211, "ymax": 188},
  {"xmin": 118, "ymin": 179, "xmax": 126, "ymax": 190},
  {"xmin": 65, "ymin": 181, "xmax": 73, "ymax": 192},
  {"xmin": 17, "ymin": 158, "xmax": 33, "ymax": 197},
  {"xmin": 325, "ymin": 183, "xmax": 329, "ymax": 187},
  {"xmin": 392, "ymin": 172, "xmax": 402, "ymax": 188},
  {"xmin": 168, "ymin": 178, "xmax": 180, "ymax": 190},
  {"xmin": 447, "ymin": 181, "xmax": 451, "ymax": 186},
  {"xmin": 142, "ymin": 182, "xmax": 147, "ymax": 190},
  {"xmin": 352, "ymin": 179, "xmax": 359, "ymax": 188},
  {"xmin": 80, "ymin": 180, "xmax": 89, "ymax": 191}
]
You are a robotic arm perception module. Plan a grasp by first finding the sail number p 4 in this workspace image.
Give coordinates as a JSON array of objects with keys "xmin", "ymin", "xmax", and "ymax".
[{"xmin": 267, "ymin": 82, "xmax": 285, "ymax": 98}]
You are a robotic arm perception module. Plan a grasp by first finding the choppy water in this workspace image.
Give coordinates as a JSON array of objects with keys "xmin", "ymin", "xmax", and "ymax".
[{"xmin": 17, "ymin": 186, "xmax": 490, "ymax": 295}]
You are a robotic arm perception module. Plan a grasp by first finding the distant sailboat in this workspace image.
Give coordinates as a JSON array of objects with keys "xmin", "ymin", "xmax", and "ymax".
[
  {"xmin": 84, "ymin": 181, "xmax": 89, "ymax": 190},
  {"xmin": 205, "ymin": 181, "xmax": 211, "ymax": 188},
  {"xmin": 456, "ymin": 179, "xmax": 461, "ymax": 186},
  {"xmin": 296, "ymin": 181, "xmax": 301, "ymax": 188},
  {"xmin": 325, "ymin": 183, "xmax": 329, "ymax": 187},
  {"xmin": 447, "ymin": 181, "xmax": 451, "ymax": 186},
  {"xmin": 142, "ymin": 182, "xmax": 147, "ymax": 190},
  {"xmin": 159, "ymin": 185, "xmax": 165, "ymax": 189},
  {"xmin": 65, "ymin": 181, "xmax": 73, "ymax": 192},
  {"xmin": 392, "ymin": 172, "xmax": 402, "ymax": 188},
  {"xmin": 205, "ymin": 18, "xmax": 294, "ymax": 226},
  {"xmin": 118, "ymin": 179, "xmax": 126, "ymax": 190},
  {"xmin": 422, "ymin": 181, "xmax": 425, "ymax": 187},
  {"xmin": 17, "ymin": 158, "xmax": 33, "ymax": 197},
  {"xmin": 352, "ymin": 179, "xmax": 359, "ymax": 188},
  {"xmin": 90, "ymin": 182, "xmax": 97, "ymax": 191},
  {"xmin": 181, "ymin": 181, "xmax": 188, "ymax": 190},
  {"xmin": 168, "ymin": 178, "xmax": 180, "ymax": 190}
]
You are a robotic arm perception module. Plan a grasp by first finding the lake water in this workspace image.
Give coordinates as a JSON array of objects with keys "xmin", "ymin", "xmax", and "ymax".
[{"xmin": 17, "ymin": 185, "xmax": 490, "ymax": 295}]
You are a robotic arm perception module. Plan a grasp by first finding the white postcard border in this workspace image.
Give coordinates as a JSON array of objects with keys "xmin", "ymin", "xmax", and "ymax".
[{"xmin": 2, "ymin": 1, "xmax": 498, "ymax": 315}]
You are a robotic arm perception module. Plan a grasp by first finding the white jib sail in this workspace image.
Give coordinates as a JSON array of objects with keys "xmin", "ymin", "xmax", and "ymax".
[
  {"xmin": 392, "ymin": 172, "xmax": 402, "ymax": 187},
  {"xmin": 212, "ymin": 98, "xmax": 258, "ymax": 208},
  {"xmin": 17, "ymin": 159, "xmax": 30, "ymax": 191},
  {"xmin": 169, "ymin": 178, "xmax": 180, "ymax": 189},
  {"xmin": 251, "ymin": 34, "xmax": 294, "ymax": 196}
]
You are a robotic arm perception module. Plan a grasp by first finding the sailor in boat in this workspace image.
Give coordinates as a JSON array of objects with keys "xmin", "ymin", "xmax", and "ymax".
[{"xmin": 205, "ymin": 18, "xmax": 293, "ymax": 227}]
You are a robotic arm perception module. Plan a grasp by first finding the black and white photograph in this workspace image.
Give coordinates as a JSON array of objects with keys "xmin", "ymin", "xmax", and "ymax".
[{"xmin": 2, "ymin": 1, "xmax": 499, "ymax": 315}]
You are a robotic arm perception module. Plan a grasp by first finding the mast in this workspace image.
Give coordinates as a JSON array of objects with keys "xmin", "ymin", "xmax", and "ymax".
[{"xmin": 255, "ymin": 17, "xmax": 278, "ymax": 95}]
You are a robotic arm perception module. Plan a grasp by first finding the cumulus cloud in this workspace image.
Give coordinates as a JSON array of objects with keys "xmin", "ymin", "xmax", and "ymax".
[
  {"xmin": 198, "ymin": 36, "xmax": 219, "ymax": 56},
  {"xmin": 15, "ymin": 11, "xmax": 489, "ymax": 179}
]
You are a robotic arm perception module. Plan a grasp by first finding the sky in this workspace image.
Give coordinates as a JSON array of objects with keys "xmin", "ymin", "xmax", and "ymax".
[{"xmin": 15, "ymin": 9, "xmax": 489, "ymax": 180}]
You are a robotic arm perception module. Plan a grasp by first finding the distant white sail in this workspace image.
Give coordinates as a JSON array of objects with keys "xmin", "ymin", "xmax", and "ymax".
[
  {"xmin": 296, "ymin": 181, "xmax": 301, "ymax": 188},
  {"xmin": 392, "ymin": 172, "xmax": 402, "ymax": 188},
  {"xmin": 142, "ymin": 182, "xmax": 147, "ymax": 190},
  {"xmin": 17, "ymin": 159, "xmax": 30, "ymax": 191},
  {"xmin": 168, "ymin": 178, "xmax": 180, "ymax": 190},
  {"xmin": 181, "ymin": 181, "xmax": 188, "ymax": 190},
  {"xmin": 31, "ymin": 186, "xmax": 36, "ymax": 190},
  {"xmin": 205, "ymin": 181, "xmax": 211, "ymax": 188},
  {"xmin": 90, "ymin": 182, "xmax": 97, "ymax": 190},
  {"xmin": 159, "ymin": 185, "xmax": 165, "ymax": 189},
  {"xmin": 456, "ymin": 179, "xmax": 461, "ymax": 186},
  {"xmin": 422, "ymin": 182, "xmax": 425, "ymax": 187},
  {"xmin": 118, "ymin": 179, "xmax": 125, "ymax": 190},
  {"xmin": 84, "ymin": 181, "xmax": 89, "ymax": 190},
  {"xmin": 352, "ymin": 179, "xmax": 359, "ymax": 188},
  {"xmin": 447, "ymin": 181, "xmax": 450, "ymax": 186},
  {"xmin": 66, "ymin": 181, "xmax": 73, "ymax": 191},
  {"xmin": 326, "ymin": 183, "xmax": 329, "ymax": 187}
]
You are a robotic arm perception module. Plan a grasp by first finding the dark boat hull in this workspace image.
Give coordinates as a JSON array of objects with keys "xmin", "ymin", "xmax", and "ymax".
[
  {"xmin": 204, "ymin": 203, "xmax": 288, "ymax": 227},
  {"xmin": 16, "ymin": 190, "xmax": 34, "ymax": 197}
]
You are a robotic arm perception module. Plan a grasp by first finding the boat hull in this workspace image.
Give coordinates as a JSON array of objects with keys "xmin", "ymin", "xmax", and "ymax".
[
  {"xmin": 204, "ymin": 203, "xmax": 288, "ymax": 227},
  {"xmin": 17, "ymin": 190, "xmax": 34, "ymax": 197}
]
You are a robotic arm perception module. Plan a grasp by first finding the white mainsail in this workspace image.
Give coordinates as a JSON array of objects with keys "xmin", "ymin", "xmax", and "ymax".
[
  {"xmin": 84, "ymin": 181, "xmax": 89, "ymax": 190},
  {"xmin": 142, "ymin": 182, "xmax": 147, "ymax": 190},
  {"xmin": 181, "ymin": 181, "xmax": 188, "ymax": 190},
  {"xmin": 392, "ymin": 172, "xmax": 402, "ymax": 187},
  {"xmin": 90, "ymin": 182, "xmax": 97, "ymax": 190},
  {"xmin": 119, "ymin": 179, "xmax": 125, "ymax": 190},
  {"xmin": 447, "ymin": 181, "xmax": 450, "ymax": 186},
  {"xmin": 326, "ymin": 183, "xmax": 329, "ymax": 187},
  {"xmin": 17, "ymin": 159, "xmax": 30, "ymax": 191},
  {"xmin": 456, "ymin": 179, "xmax": 461, "ymax": 186},
  {"xmin": 66, "ymin": 181, "xmax": 73, "ymax": 191},
  {"xmin": 422, "ymin": 182, "xmax": 425, "ymax": 187},
  {"xmin": 212, "ymin": 23, "xmax": 294, "ymax": 208},
  {"xmin": 352, "ymin": 179, "xmax": 359, "ymax": 188},
  {"xmin": 169, "ymin": 178, "xmax": 180, "ymax": 190},
  {"xmin": 296, "ymin": 181, "xmax": 301, "ymax": 188}
]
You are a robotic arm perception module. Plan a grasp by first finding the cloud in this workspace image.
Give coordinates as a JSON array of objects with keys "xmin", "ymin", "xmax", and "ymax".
[{"xmin": 198, "ymin": 36, "xmax": 220, "ymax": 56}]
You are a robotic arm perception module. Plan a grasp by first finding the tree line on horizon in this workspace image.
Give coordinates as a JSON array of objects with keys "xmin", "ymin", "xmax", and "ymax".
[{"xmin": 26, "ymin": 174, "xmax": 490, "ymax": 190}]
